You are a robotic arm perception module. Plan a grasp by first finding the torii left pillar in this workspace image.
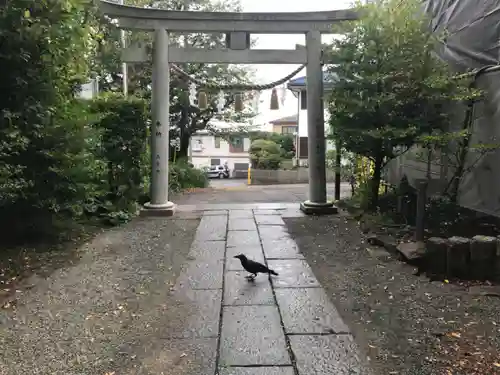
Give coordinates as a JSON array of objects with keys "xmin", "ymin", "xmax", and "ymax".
[{"xmin": 141, "ymin": 28, "xmax": 176, "ymax": 216}]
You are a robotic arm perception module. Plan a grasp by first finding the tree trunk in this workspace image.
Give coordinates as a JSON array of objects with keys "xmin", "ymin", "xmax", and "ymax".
[
  {"xmin": 335, "ymin": 139, "xmax": 341, "ymax": 201},
  {"xmin": 177, "ymin": 131, "xmax": 190, "ymax": 159},
  {"xmin": 446, "ymin": 100, "xmax": 474, "ymax": 203},
  {"xmin": 175, "ymin": 102, "xmax": 191, "ymax": 160},
  {"xmin": 369, "ymin": 151, "xmax": 384, "ymax": 211}
]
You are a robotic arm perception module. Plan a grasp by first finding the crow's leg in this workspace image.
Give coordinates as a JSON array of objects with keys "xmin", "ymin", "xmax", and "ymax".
[{"xmin": 245, "ymin": 273, "xmax": 256, "ymax": 281}]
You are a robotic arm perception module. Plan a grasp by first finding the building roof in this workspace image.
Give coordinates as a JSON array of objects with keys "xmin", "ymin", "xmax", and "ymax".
[
  {"xmin": 194, "ymin": 119, "xmax": 261, "ymax": 135},
  {"xmin": 269, "ymin": 114, "xmax": 298, "ymax": 125},
  {"xmin": 287, "ymin": 70, "xmax": 339, "ymax": 91}
]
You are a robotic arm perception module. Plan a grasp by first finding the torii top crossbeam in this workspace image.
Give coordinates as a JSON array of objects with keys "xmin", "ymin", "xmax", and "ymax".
[{"xmin": 99, "ymin": 0, "xmax": 358, "ymax": 33}]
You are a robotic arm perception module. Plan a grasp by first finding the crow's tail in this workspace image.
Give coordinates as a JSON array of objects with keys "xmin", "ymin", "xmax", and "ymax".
[{"xmin": 268, "ymin": 269, "xmax": 278, "ymax": 276}]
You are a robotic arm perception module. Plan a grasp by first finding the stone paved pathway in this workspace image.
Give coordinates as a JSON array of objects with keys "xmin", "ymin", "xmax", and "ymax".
[{"xmin": 173, "ymin": 203, "xmax": 371, "ymax": 375}]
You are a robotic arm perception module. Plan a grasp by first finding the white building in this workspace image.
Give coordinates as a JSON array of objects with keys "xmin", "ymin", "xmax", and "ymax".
[
  {"xmin": 188, "ymin": 121, "xmax": 253, "ymax": 175},
  {"xmin": 287, "ymin": 72, "xmax": 337, "ymax": 166},
  {"xmin": 77, "ymin": 79, "xmax": 99, "ymax": 100}
]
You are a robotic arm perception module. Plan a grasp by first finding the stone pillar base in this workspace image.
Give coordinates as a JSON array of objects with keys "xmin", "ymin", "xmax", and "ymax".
[
  {"xmin": 300, "ymin": 200, "xmax": 338, "ymax": 215},
  {"xmin": 140, "ymin": 201, "xmax": 176, "ymax": 217}
]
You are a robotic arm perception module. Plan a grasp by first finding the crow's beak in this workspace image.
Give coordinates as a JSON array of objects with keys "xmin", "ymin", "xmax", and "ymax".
[{"xmin": 233, "ymin": 256, "xmax": 238, "ymax": 258}]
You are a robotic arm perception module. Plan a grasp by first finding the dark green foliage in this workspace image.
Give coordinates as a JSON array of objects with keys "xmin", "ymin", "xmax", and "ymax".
[
  {"xmin": 325, "ymin": 150, "xmax": 355, "ymax": 181},
  {"xmin": 88, "ymin": 94, "xmax": 148, "ymax": 219},
  {"xmin": 249, "ymin": 139, "xmax": 283, "ymax": 170},
  {"xmin": 249, "ymin": 132, "xmax": 295, "ymax": 158},
  {"xmin": 0, "ymin": 0, "xmax": 94, "ymax": 241},
  {"xmin": 87, "ymin": 95, "xmax": 208, "ymax": 223},
  {"xmin": 0, "ymin": 0, "xmax": 230, "ymax": 244},
  {"xmin": 326, "ymin": 0, "xmax": 476, "ymax": 210},
  {"xmin": 169, "ymin": 159, "xmax": 209, "ymax": 193}
]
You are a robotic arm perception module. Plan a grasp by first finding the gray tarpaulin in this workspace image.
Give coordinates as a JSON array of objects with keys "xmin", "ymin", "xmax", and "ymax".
[{"xmin": 385, "ymin": 0, "xmax": 500, "ymax": 217}]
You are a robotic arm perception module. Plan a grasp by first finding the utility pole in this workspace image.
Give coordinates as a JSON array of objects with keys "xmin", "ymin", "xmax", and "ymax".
[{"xmin": 119, "ymin": 0, "xmax": 128, "ymax": 96}]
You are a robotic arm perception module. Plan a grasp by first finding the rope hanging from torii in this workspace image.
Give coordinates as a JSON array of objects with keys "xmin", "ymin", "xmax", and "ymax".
[{"xmin": 170, "ymin": 63, "xmax": 306, "ymax": 112}]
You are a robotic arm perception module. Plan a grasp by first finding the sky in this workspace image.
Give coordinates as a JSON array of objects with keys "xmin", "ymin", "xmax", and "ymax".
[{"xmin": 238, "ymin": 0, "xmax": 353, "ymax": 126}]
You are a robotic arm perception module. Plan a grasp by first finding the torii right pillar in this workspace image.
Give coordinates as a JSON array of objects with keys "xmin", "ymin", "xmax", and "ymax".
[{"xmin": 300, "ymin": 30, "xmax": 338, "ymax": 215}]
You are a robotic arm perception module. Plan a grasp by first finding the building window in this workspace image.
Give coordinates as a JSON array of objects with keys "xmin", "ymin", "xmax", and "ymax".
[
  {"xmin": 192, "ymin": 139, "xmax": 203, "ymax": 152},
  {"xmin": 300, "ymin": 90, "xmax": 307, "ymax": 110},
  {"xmin": 229, "ymin": 136, "xmax": 244, "ymax": 153},
  {"xmin": 281, "ymin": 126, "xmax": 297, "ymax": 135},
  {"xmin": 210, "ymin": 158, "xmax": 220, "ymax": 166},
  {"xmin": 214, "ymin": 136, "xmax": 221, "ymax": 148}
]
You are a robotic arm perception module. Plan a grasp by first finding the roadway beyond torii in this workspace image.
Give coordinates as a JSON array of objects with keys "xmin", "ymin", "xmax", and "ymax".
[{"xmin": 98, "ymin": 0, "xmax": 358, "ymax": 216}]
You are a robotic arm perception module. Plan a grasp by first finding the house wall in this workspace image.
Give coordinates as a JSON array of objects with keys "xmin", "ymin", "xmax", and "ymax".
[
  {"xmin": 271, "ymin": 123, "xmax": 298, "ymax": 135},
  {"xmin": 294, "ymin": 90, "xmax": 335, "ymax": 163},
  {"xmin": 189, "ymin": 133, "xmax": 251, "ymax": 173},
  {"xmin": 296, "ymin": 90, "xmax": 332, "ymax": 137}
]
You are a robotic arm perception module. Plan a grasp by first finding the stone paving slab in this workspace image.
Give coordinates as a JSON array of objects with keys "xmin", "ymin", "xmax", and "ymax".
[
  {"xmin": 175, "ymin": 259, "xmax": 224, "ymax": 290},
  {"xmin": 229, "ymin": 210, "xmax": 255, "ymax": 219},
  {"xmin": 255, "ymin": 215, "xmax": 285, "ymax": 226},
  {"xmin": 170, "ymin": 204, "xmax": 367, "ymax": 375},
  {"xmin": 262, "ymin": 238, "xmax": 304, "ymax": 259},
  {"xmin": 177, "ymin": 203, "xmax": 297, "ymax": 212},
  {"xmin": 280, "ymin": 209, "xmax": 306, "ymax": 218},
  {"xmin": 227, "ymin": 230, "xmax": 261, "ymax": 247},
  {"xmin": 219, "ymin": 367, "xmax": 295, "ymax": 375},
  {"xmin": 259, "ymin": 226, "xmax": 290, "ymax": 241},
  {"xmin": 220, "ymin": 305, "xmax": 291, "ymax": 366},
  {"xmin": 289, "ymin": 335, "xmax": 368, "ymax": 375},
  {"xmin": 253, "ymin": 209, "xmax": 282, "ymax": 215},
  {"xmin": 275, "ymin": 288, "xmax": 349, "ymax": 334},
  {"xmin": 224, "ymin": 271, "xmax": 274, "ymax": 306},
  {"xmin": 203, "ymin": 210, "xmax": 228, "ymax": 216},
  {"xmin": 195, "ymin": 215, "xmax": 227, "ymax": 241},
  {"xmin": 136, "ymin": 338, "xmax": 218, "ymax": 375},
  {"xmin": 226, "ymin": 245, "xmax": 266, "ymax": 271},
  {"xmin": 165, "ymin": 289, "xmax": 222, "ymax": 338},
  {"xmin": 228, "ymin": 218, "xmax": 257, "ymax": 231},
  {"xmin": 267, "ymin": 259, "xmax": 320, "ymax": 288},
  {"xmin": 188, "ymin": 240, "xmax": 226, "ymax": 260}
]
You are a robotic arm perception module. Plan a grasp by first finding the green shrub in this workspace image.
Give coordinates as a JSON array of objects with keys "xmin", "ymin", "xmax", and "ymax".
[
  {"xmin": 0, "ymin": 0, "xmax": 96, "ymax": 241},
  {"xmin": 249, "ymin": 139, "xmax": 283, "ymax": 170},
  {"xmin": 249, "ymin": 132, "xmax": 295, "ymax": 158},
  {"xmin": 0, "ymin": 98, "xmax": 103, "ymax": 241},
  {"xmin": 169, "ymin": 159, "xmax": 208, "ymax": 193},
  {"xmin": 88, "ymin": 93, "xmax": 148, "ymax": 224}
]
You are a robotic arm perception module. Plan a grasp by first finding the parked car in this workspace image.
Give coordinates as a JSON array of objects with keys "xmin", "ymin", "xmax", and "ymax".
[{"xmin": 207, "ymin": 165, "xmax": 230, "ymax": 179}]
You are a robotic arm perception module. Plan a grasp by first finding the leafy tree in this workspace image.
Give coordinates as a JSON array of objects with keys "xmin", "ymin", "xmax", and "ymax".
[
  {"xmin": 249, "ymin": 139, "xmax": 282, "ymax": 170},
  {"xmin": 0, "ymin": 0, "xmax": 98, "ymax": 239},
  {"xmin": 90, "ymin": 0, "xmax": 256, "ymax": 158},
  {"xmin": 325, "ymin": 0, "xmax": 476, "ymax": 210},
  {"xmin": 249, "ymin": 131, "xmax": 295, "ymax": 158}
]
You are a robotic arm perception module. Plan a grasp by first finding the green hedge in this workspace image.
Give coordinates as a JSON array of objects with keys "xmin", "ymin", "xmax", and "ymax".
[
  {"xmin": 0, "ymin": 92, "xmax": 208, "ymax": 242},
  {"xmin": 87, "ymin": 94, "xmax": 148, "ymax": 223}
]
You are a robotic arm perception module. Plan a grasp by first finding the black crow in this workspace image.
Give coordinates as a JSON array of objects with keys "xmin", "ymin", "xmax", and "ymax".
[{"xmin": 234, "ymin": 254, "xmax": 278, "ymax": 280}]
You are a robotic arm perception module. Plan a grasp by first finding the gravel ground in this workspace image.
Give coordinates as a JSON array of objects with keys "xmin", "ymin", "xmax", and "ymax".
[
  {"xmin": 0, "ymin": 215, "xmax": 200, "ymax": 375},
  {"xmin": 285, "ymin": 213, "xmax": 500, "ymax": 375}
]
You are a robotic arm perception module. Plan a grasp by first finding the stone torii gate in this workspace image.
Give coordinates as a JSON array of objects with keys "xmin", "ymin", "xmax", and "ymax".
[{"xmin": 99, "ymin": 0, "xmax": 357, "ymax": 216}]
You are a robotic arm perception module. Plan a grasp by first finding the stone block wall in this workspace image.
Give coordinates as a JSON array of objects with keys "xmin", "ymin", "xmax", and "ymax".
[
  {"xmin": 250, "ymin": 168, "xmax": 338, "ymax": 185},
  {"xmin": 426, "ymin": 235, "xmax": 500, "ymax": 280}
]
